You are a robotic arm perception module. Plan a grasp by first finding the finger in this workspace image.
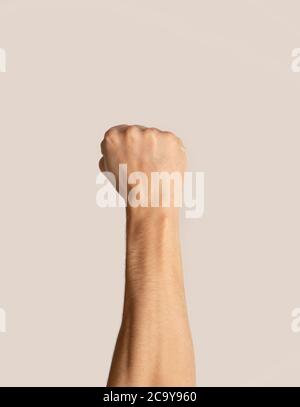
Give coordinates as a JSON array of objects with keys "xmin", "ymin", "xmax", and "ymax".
[
  {"xmin": 160, "ymin": 130, "xmax": 185, "ymax": 146},
  {"xmin": 132, "ymin": 124, "xmax": 147, "ymax": 131},
  {"xmin": 99, "ymin": 157, "xmax": 106, "ymax": 172},
  {"xmin": 100, "ymin": 140, "xmax": 105, "ymax": 154},
  {"xmin": 104, "ymin": 124, "xmax": 128, "ymax": 138},
  {"xmin": 100, "ymin": 124, "xmax": 128, "ymax": 153}
]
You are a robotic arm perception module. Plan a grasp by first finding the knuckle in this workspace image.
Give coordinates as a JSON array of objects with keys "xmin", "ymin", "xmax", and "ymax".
[
  {"xmin": 104, "ymin": 128, "xmax": 118, "ymax": 143},
  {"xmin": 126, "ymin": 125, "xmax": 138, "ymax": 133},
  {"xmin": 166, "ymin": 132, "xmax": 177, "ymax": 144},
  {"xmin": 166, "ymin": 131, "xmax": 177, "ymax": 139},
  {"xmin": 168, "ymin": 131, "xmax": 182, "ymax": 146},
  {"xmin": 149, "ymin": 127, "xmax": 159, "ymax": 134},
  {"xmin": 104, "ymin": 127, "xmax": 113, "ymax": 137},
  {"xmin": 125, "ymin": 125, "xmax": 141, "ymax": 140},
  {"xmin": 144, "ymin": 129, "xmax": 152, "ymax": 137},
  {"xmin": 145, "ymin": 128, "xmax": 158, "ymax": 138}
]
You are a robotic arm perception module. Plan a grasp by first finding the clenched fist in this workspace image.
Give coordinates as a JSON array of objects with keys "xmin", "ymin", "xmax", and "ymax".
[{"xmin": 99, "ymin": 125, "xmax": 186, "ymax": 212}]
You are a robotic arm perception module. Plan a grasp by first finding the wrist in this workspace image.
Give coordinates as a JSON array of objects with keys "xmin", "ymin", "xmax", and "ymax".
[
  {"xmin": 126, "ymin": 206, "xmax": 179, "ymax": 224},
  {"xmin": 125, "ymin": 207, "xmax": 182, "ymax": 288}
]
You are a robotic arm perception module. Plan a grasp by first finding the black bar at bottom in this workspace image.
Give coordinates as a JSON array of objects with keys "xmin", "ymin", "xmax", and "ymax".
[{"xmin": 0, "ymin": 387, "xmax": 299, "ymax": 404}]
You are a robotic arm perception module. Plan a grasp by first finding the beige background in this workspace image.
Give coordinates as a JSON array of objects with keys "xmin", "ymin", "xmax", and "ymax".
[{"xmin": 0, "ymin": 0, "xmax": 300, "ymax": 386}]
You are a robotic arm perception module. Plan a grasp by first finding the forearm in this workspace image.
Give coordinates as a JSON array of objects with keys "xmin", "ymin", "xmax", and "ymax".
[{"xmin": 107, "ymin": 209, "xmax": 196, "ymax": 387}]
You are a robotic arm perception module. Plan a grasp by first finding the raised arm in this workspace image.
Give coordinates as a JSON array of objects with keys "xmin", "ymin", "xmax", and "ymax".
[{"xmin": 99, "ymin": 125, "xmax": 196, "ymax": 387}]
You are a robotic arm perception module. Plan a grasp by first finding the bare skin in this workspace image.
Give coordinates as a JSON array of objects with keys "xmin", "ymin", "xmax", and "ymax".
[{"xmin": 99, "ymin": 125, "xmax": 196, "ymax": 387}]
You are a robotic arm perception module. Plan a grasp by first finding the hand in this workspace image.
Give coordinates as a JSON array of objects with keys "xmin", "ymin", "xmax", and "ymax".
[{"xmin": 99, "ymin": 125, "xmax": 186, "ymax": 214}]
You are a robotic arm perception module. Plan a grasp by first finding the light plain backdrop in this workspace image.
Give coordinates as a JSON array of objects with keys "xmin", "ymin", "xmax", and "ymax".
[{"xmin": 0, "ymin": 0, "xmax": 300, "ymax": 386}]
